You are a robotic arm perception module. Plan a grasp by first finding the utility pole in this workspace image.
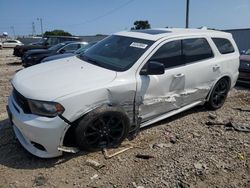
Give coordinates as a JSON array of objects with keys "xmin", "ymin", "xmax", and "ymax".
[
  {"xmin": 10, "ymin": 26, "xmax": 16, "ymax": 38},
  {"xmin": 185, "ymin": 0, "xmax": 190, "ymax": 28},
  {"xmin": 37, "ymin": 18, "xmax": 43, "ymax": 36},
  {"xmin": 32, "ymin": 22, "xmax": 36, "ymax": 36}
]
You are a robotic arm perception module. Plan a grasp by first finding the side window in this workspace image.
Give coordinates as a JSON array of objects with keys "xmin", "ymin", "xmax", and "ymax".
[
  {"xmin": 61, "ymin": 43, "xmax": 80, "ymax": 52},
  {"xmin": 150, "ymin": 40, "xmax": 183, "ymax": 69},
  {"xmin": 182, "ymin": 38, "xmax": 214, "ymax": 63},
  {"xmin": 80, "ymin": 43, "xmax": 87, "ymax": 48},
  {"xmin": 46, "ymin": 38, "xmax": 59, "ymax": 46},
  {"xmin": 212, "ymin": 38, "xmax": 235, "ymax": 54}
]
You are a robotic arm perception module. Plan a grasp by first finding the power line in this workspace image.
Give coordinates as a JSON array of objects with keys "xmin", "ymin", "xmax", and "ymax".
[{"xmin": 51, "ymin": 0, "xmax": 134, "ymax": 28}]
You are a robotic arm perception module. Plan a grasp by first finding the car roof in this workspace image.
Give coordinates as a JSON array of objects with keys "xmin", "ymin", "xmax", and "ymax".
[
  {"xmin": 60, "ymin": 41, "xmax": 87, "ymax": 45},
  {"xmin": 43, "ymin": 35, "xmax": 80, "ymax": 39},
  {"xmin": 115, "ymin": 28, "xmax": 232, "ymax": 41}
]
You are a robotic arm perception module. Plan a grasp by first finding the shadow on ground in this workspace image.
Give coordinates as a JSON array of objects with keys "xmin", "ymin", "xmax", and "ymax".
[
  {"xmin": 0, "ymin": 86, "xmax": 246, "ymax": 170},
  {"xmin": 0, "ymin": 104, "xmax": 210, "ymax": 170}
]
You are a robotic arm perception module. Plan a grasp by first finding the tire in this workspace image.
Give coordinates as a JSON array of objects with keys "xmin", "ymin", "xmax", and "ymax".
[
  {"xmin": 206, "ymin": 78, "xmax": 230, "ymax": 110},
  {"xmin": 75, "ymin": 106, "xmax": 130, "ymax": 151}
]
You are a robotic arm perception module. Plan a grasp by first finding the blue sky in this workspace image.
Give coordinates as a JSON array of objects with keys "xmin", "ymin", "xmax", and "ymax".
[{"xmin": 0, "ymin": 0, "xmax": 250, "ymax": 36}]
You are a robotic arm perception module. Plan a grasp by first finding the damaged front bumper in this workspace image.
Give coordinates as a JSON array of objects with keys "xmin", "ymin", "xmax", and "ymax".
[{"xmin": 7, "ymin": 95, "xmax": 70, "ymax": 158}]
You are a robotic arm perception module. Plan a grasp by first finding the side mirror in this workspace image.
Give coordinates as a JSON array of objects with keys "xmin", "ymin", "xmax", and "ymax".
[{"xmin": 140, "ymin": 61, "xmax": 165, "ymax": 75}]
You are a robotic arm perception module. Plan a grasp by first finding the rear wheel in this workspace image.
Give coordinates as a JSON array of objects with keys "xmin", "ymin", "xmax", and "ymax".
[
  {"xmin": 206, "ymin": 78, "xmax": 230, "ymax": 110},
  {"xmin": 75, "ymin": 106, "xmax": 130, "ymax": 151}
]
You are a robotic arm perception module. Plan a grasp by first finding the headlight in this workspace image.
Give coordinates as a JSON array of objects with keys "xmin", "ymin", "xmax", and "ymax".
[{"xmin": 28, "ymin": 100, "xmax": 65, "ymax": 117}]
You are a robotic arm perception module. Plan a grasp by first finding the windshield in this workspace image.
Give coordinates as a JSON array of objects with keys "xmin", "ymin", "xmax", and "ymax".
[
  {"xmin": 79, "ymin": 35, "xmax": 154, "ymax": 71},
  {"xmin": 245, "ymin": 49, "xmax": 250, "ymax": 55},
  {"xmin": 74, "ymin": 42, "xmax": 96, "ymax": 54},
  {"xmin": 48, "ymin": 43, "xmax": 66, "ymax": 51}
]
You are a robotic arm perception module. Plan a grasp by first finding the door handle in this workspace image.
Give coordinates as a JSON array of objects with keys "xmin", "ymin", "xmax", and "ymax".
[
  {"xmin": 213, "ymin": 65, "xmax": 220, "ymax": 71},
  {"xmin": 174, "ymin": 73, "xmax": 184, "ymax": 78}
]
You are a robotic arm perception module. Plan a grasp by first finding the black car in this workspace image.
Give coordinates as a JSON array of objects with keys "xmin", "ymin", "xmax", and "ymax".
[
  {"xmin": 13, "ymin": 35, "xmax": 82, "ymax": 57},
  {"xmin": 41, "ymin": 41, "xmax": 98, "ymax": 63},
  {"xmin": 22, "ymin": 41, "xmax": 87, "ymax": 67}
]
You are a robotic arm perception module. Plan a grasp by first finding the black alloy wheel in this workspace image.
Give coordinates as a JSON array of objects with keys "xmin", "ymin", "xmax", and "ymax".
[
  {"xmin": 75, "ymin": 106, "xmax": 129, "ymax": 151},
  {"xmin": 207, "ymin": 78, "xmax": 230, "ymax": 110},
  {"xmin": 84, "ymin": 115, "xmax": 126, "ymax": 148}
]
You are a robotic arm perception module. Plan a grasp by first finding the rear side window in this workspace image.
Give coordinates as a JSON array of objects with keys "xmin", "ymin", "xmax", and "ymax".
[
  {"xmin": 150, "ymin": 40, "xmax": 183, "ymax": 68},
  {"xmin": 212, "ymin": 38, "xmax": 235, "ymax": 54},
  {"xmin": 182, "ymin": 38, "xmax": 214, "ymax": 63}
]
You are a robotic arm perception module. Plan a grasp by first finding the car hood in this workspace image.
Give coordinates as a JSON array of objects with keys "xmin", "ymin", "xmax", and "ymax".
[{"xmin": 12, "ymin": 56, "xmax": 117, "ymax": 101}]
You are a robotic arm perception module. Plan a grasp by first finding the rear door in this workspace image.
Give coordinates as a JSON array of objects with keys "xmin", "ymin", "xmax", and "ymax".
[{"xmin": 181, "ymin": 37, "xmax": 220, "ymax": 105}]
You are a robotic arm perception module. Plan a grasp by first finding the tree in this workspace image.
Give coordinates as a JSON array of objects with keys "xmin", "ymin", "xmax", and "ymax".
[
  {"xmin": 131, "ymin": 20, "xmax": 151, "ymax": 30},
  {"xmin": 44, "ymin": 29, "xmax": 72, "ymax": 36}
]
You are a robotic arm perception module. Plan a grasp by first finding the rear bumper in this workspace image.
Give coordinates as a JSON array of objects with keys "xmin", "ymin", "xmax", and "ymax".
[
  {"xmin": 7, "ymin": 94, "xmax": 70, "ymax": 158},
  {"xmin": 238, "ymin": 71, "xmax": 250, "ymax": 83}
]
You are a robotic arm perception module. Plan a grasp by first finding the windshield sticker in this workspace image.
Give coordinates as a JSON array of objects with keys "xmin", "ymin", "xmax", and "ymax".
[{"xmin": 130, "ymin": 42, "xmax": 148, "ymax": 49}]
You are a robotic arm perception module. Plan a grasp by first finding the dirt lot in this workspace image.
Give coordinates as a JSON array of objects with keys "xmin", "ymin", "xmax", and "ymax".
[{"xmin": 0, "ymin": 48, "xmax": 249, "ymax": 188}]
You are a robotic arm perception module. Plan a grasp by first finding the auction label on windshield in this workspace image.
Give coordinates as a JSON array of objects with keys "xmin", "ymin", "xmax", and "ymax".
[{"xmin": 130, "ymin": 42, "xmax": 148, "ymax": 49}]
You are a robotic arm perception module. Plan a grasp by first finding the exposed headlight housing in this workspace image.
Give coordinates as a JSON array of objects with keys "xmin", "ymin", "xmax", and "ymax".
[{"xmin": 28, "ymin": 100, "xmax": 65, "ymax": 117}]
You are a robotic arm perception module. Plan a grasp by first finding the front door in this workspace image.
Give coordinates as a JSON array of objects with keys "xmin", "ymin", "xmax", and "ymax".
[{"xmin": 136, "ymin": 39, "xmax": 186, "ymax": 122}]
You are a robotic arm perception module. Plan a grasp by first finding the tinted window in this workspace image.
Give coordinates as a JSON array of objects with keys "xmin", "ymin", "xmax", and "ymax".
[
  {"xmin": 48, "ymin": 43, "xmax": 66, "ymax": 51},
  {"xmin": 150, "ymin": 40, "xmax": 183, "ymax": 68},
  {"xmin": 183, "ymin": 38, "xmax": 213, "ymax": 63},
  {"xmin": 46, "ymin": 38, "xmax": 59, "ymax": 46},
  {"xmin": 5, "ymin": 40, "xmax": 16, "ymax": 43},
  {"xmin": 62, "ymin": 43, "xmax": 80, "ymax": 52},
  {"xmin": 212, "ymin": 38, "xmax": 235, "ymax": 54}
]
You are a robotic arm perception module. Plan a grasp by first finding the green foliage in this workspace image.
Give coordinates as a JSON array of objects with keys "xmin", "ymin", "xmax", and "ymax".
[
  {"xmin": 44, "ymin": 29, "xmax": 72, "ymax": 36},
  {"xmin": 131, "ymin": 20, "xmax": 151, "ymax": 30}
]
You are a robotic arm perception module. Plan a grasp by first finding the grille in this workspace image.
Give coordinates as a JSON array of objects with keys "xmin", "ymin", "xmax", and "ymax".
[{"xmin": 12, "ymin": 88, "xmax": 31, "ymax": 114}]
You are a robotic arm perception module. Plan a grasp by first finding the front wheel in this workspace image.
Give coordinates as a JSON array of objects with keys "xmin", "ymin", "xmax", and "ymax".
[
  {"xmin": 206, "ymin": 78, "xmax": 230, "ymax": 110},
  {"xmin": 75, "ymin": 106, "xmax": 130, "ymax": 151}
]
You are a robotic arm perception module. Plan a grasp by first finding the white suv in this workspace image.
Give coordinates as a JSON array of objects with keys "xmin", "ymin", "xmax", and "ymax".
[{"xmin": 7, "ymin": 28, "xmax": 239, "ymax": 158}]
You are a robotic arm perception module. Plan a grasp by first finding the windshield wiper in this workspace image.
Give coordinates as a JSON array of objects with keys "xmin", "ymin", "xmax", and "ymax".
[{"xmin": 81, "ymin": 55, "xmax": 102, "ymax": 66}]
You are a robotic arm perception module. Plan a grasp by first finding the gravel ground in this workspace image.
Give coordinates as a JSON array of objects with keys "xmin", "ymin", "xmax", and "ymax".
[{"xmin": 0, "ymin": 49, "xmax": 249, "ymax": 188}]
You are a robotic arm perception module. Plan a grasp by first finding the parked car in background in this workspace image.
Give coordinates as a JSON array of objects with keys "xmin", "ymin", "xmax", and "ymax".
[
  {"xmin": 13, "ymin": 35, "xmax": 82, "ymax": 57},
  {"xmin": 22, "ymin": 41, "xmax": 87, "ymax": 67},
  {"xmin": 7, "ymin": 28, "xmax": 239, "ymax": 158},
  {"xmin": 0, "ymin": 42, "xmax": 2, "ymax": 49},
  {"xmin": 41, "ymin": 41, "xmax": 98, "ymax": 63},
  {"xmin": 238, "ymin": 48, "xmax": 250, "ymax": 84},
  {"xmin": 2, "ymin": 40, "xmax": 23, "ymax": 48}
]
